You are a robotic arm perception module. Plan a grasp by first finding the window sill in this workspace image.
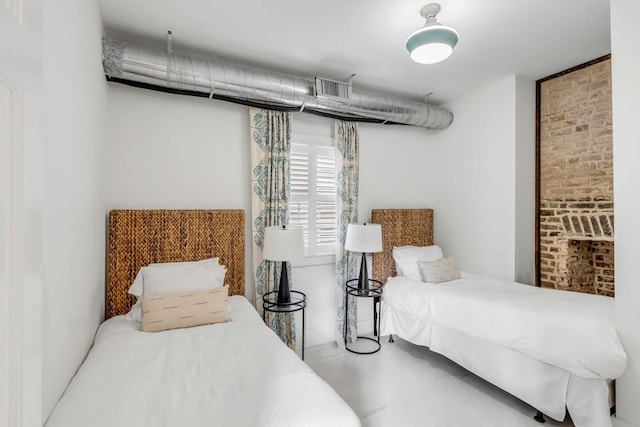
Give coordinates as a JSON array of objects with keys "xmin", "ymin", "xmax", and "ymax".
[{"xmin": 291, "ymin": 254, "xmax": 336, "ymax": 268}]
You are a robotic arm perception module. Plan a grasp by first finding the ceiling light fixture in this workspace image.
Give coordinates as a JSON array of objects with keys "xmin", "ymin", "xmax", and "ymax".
[{"xmin": 406, "ymin": 3, "xmax": 459, "ymax": 65}]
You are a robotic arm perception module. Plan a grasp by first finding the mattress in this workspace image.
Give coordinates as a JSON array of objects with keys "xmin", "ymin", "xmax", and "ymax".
[
  {"xmin": 382, "ymin": 272, "xmax": 627, "ymax": 380},
  {"xmin": 45, "ymin": 296, "xmax": 361, "ymax": 427}
]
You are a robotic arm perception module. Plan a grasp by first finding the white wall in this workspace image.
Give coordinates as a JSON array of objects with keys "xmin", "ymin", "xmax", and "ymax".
[
  {"xmin": 611, "ymin": 1, "xmax": 640, "ymax": 426},
  {"xmin": 290, "ymin": 262, "xmax": 337, "ymax": 346},
  {"xmin": 41, "ymin": 0, "xmax": 108, "ymax": 420},
  {"xmin": 360, "ymin": 76, "xmax": 522, "ymax": 281},
  {"xmin": 106, "ymin": 87, "xmax": 250, "ymax": 212},
  {"xmin": 514, "ymin": 76, "xmax": 536, "ymax": 285},
  {"xmin": 1, "ymin": 2, "xmax": 45, "ymax": 426}
]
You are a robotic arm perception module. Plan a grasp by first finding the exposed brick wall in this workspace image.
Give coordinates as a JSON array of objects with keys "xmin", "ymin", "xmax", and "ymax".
[
  {"xmin": 539, "ymin": 58, "xmax": 614, "ymax": 296},
  {"xmin": 540, "ymin": 59, "xmax": 613, "ymax": 200}
]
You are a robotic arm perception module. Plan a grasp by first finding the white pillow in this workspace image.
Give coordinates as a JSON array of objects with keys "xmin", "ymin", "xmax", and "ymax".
[
  {"xmin": 127, "ymin": 258, "xmax": 220, "ymax": 297},
  {"xmin": 126, "ymin": 300, "xmax": 144, "ymax": 322},
  {"xmin": 125, "ymin": 258, "xmax": 225, "ymax": 322},
  {"xmin": 392, "ymin": 245, "xmax": 443, "ymax": 281},
  {"xmin": 142, "ymin": 262, "xmax": 226, "ymax": 295}
]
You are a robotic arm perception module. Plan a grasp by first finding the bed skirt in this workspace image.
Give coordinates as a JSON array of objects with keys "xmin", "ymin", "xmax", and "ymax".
[{"xmin": 381, "ymin": 301, "xmax": 613, "ymax": 427}]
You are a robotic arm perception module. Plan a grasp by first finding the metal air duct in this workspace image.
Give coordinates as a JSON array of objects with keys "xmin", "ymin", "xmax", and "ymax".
[{"xmin": 102, "ymin": 38, "xmax": 453, "ymax": 129}]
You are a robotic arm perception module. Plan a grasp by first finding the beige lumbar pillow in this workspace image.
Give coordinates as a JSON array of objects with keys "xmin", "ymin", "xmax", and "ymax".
[
  {"xmin": 141, "ymin": 285, "xmax": 230, "ymax": 332},
  {"xmin": 418, "ymin": 257, "xmax": 461, "ymax": 283}
]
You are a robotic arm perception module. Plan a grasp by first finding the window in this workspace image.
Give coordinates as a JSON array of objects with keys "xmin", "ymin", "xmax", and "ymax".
[{"xmin": 289, "ymin": 134, "xmax": 337, "ymax": 257}]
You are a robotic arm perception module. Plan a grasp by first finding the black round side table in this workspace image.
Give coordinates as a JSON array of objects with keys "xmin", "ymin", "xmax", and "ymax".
[
  {"xmin": 263, "ymin": 290, "xmax": 306, "ymax": 360},
  {"xmin": 343, "ymin": 279, "xmax": 383, "ymax": 354}
]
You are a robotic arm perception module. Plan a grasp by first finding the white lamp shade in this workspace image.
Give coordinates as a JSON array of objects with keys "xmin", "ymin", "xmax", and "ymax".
[
  {"xmin": 345, "ymin": 223, "xmax": 383, "ymax": 253},
  {"xmin": 263, "ymin": 226, "xmax": 305, "ymax": 261}
]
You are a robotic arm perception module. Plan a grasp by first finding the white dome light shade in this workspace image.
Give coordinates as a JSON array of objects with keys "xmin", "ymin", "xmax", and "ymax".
[
  {"xmin": 406, "ymin": 25, "xmax": 459, "ymax": 64},
  {"xmin": 406, "ymin": 3, "xmax": 459, "ymax": 65}
]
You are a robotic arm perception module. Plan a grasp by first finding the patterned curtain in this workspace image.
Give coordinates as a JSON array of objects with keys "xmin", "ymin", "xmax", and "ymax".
[
  {"xmin": 249, "ymin": 107, "xmax": 296, "ymax": 348},
  {"xmin": 335, "ymin": 120, "xmax": 360, "ymax": 345}
]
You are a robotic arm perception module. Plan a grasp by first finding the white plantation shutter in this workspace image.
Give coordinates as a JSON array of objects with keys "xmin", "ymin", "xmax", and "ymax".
[
  {"xmin": 290, "ymin": 148, "xmax": 310, "ymax": 245},
  {"xmin": 290, "ymin": 136, "xmax": 337, "ymax": 255}
]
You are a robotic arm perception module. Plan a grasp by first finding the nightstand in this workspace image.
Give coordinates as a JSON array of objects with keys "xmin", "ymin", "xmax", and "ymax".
[
  {"xmin": 263, "ymin": 290, "xmax": 306, "ymax": 359},
  {"xmin": 343, "ymin": 279, "xmax": 383, "ymax": 354}
]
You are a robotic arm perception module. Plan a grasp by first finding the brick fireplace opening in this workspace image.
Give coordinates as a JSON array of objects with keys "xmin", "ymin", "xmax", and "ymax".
[
  {"xmin": 566, "ymin": 238, "xmax": 614, "ymax": 296},
  {"xmin": 539, "ymin": 199, "xmax": 614, "ymax": 296}
]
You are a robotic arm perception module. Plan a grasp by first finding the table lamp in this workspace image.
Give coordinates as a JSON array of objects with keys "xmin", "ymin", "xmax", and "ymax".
[
  {"xmin": 263, "ymin": 225, "xmax": 305, "ymax": 305},
  {"xmin": 345, "ymin": 223, "xmax": 383, "ymax": 290}
]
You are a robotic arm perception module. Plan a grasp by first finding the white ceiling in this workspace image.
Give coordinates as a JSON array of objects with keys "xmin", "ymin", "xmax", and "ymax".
[{"xmin": 99, "ymin": 0, "xmax": 611, "ymax": 105}]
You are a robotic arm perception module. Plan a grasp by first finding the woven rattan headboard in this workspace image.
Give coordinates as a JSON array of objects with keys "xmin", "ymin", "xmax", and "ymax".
[
  {"xmin": 106, "ymin": 209, "xmax": 245, "ymax": 319},
  {"xmin": 371, "ymin": 209, "xmax": 434, "ymax": 284}
]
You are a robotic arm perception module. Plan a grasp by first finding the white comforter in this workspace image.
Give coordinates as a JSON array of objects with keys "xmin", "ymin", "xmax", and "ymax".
[
  {"xmin": 46, "ymin": 296, "xmax": 361, "ymax": 427},
  {"xmin": 383, "ymin": 273, "xmax": 627, "ymax": 380}
]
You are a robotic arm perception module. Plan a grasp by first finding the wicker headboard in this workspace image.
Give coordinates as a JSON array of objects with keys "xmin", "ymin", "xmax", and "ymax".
[
  {"xmin": 371, "ymin": 209, "xmax": 434, "ymax": 284},
  {"xmin": 106, "ymin": 209, "xmax": 245, "ymax": 319}
]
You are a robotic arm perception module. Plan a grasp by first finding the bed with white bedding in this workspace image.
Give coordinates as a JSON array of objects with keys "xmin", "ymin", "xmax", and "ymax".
[
  {"xmin": 371, "ymin": 209, "xmax": 627, "ymax": 427},
  {"xmin": 46, "ymin": 295, "xmax": 359, "ymax": 427},
  {"xmin": 45, "ymin": 210, "xmax": 360, "ymax": 427}
]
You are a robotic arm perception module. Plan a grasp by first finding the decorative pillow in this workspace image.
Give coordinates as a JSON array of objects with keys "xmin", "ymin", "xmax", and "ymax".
[
  {"xmin": 418, "ymin": 257, "xmax": 462, "ymax": 283},
  {"xmin": 392, "ymin": 245, "xmax": 443, "ymax": 280},
  {"xmin": 141, "ymin": 285, "xmax": 230, "ymax": 333}
]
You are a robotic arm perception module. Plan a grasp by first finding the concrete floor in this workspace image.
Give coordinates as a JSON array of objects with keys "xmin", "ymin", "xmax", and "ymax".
[{"xmin": 305, "ymin": 336, "xmax": 575, "ymax": 427}]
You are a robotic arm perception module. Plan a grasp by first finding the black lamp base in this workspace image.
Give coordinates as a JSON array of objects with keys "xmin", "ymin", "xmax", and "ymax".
[
  {"xmin": 276, "ymin": 260, "xmax": 291, "ymax": 305},
  {"xmin": 356, "ymin": 253, "xmax": 369, "ymax": 290}
]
